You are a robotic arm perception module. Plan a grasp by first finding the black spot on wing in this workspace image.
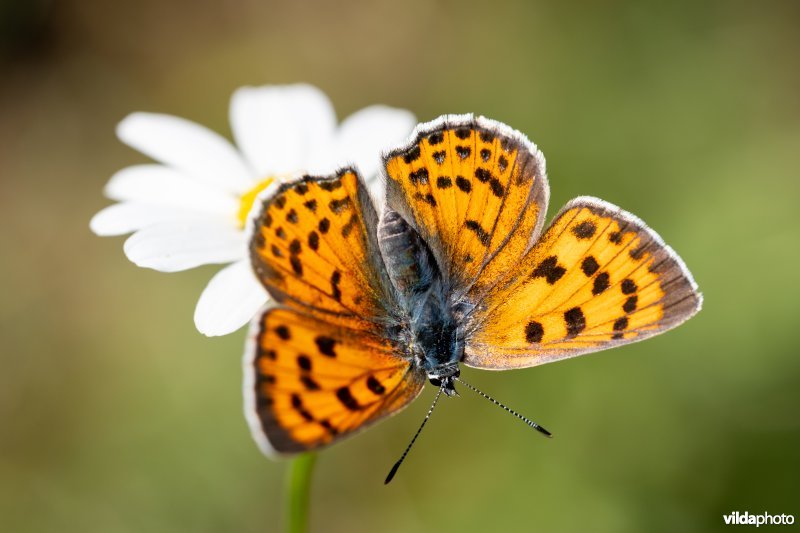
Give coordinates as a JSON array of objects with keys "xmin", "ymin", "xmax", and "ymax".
[
  {"xmin": 341, "ymin": 214, "xmax": 357, "ymax": 237},
  {"xmin": 318, "ymin": 179, "xmax": 342, "ymax": 192},
  {"xmin": 366, "ymin": 376, "xmax": 386, "ymax": 395},
  {"xmin": 297, "ymin": 355, "xmax": 312, "ymax": 371},
  {"xmin": 498, "ymin": 155, "xmax": 509, "ymax": 172},
  {"xmin": 319, "ymin": 419, "xmax": 337, "ymax": 435},
  {"xmin": 531, "ymin": 256, "xmax": 566, "ymax": 285},
  {"xmin": 474, "ymin": 167, "xmax": 492, "ymax": 183},
  {"xmin": 581, "ymin": 256, "xmax": 599, "ymax": 276},
  {"xmin": 301, "ymin": 375, "xmax": 321, "ymax": 391},
  {"xmin": 275, "ymin": 325, "xmax": 291, "ymax": 340},
  {"xmin": 489, "ymin": 178, "xmax": 504, "ymax": 198},
  {"xmin": 572, "ymin": 220, "xmax": 597, "ymax": 239},
  {"xmin": 403, "ymin": 145, "xmax": 421, "ymax": 163},
  {"xmin": 409, "ymin": 168, "xmax": 429, "ymax": 185},
  {"xmin": 315, "ymin": 335, "xmax": 337, "ymax": 357},
  {"xmin": 330, "ymin": 271, "xmax": 341, "ymax": 301},
  {"xmin": 612, "ymin": 316, "xmax": 628, "ymax": 340},
  {"xmin": 329, "ymin": 197, "xmax": 352, "ymax": 214},
  {"xmin": 290, "ymin": 256, "xmax": 303, "ymax": 275},
  {"xmin": 525, "ymin": 321, "xmax": 544, "ymax": 343},
  {"xmin": 291, "ymin": 394, "xmax": 315, "ymax": 422},
  {"xmin": 621, "ymin": 279, "xmax": 637, "ymax": 294},
  {"xmin": 629, "ymin": 245, "xmax": 647, "ymax": 260},
  {"xmin": 564, "ymin": 307, "xmax": 586, "ymax": 337},
  {"xmin": 336, "ymin": 387, "xmax": 361, "ymax": 410},
  {"xmin": 456, "ymin": 145, "xmax": 471, "ymax": 160},
  {"xmin": 592, "ymin": 272, "xmax": 610, "ymax": 295},
  {"xmin": 414, "ymin": 192, "xmax": 437, "ymax": 207},
  {"xmin": 437, "ymin": 176, "xmax": 452, "ymax": 189},
  {"xmin": 456, "ymin": 176, "xmax": 471, "ymax": 193},
  {"xmin": 464, "ymin": 220, "xmax": 490, "ymax": 246},
  {"xmin": 308, "ymin": 231, "xmax": 319, "ymax": 251}
]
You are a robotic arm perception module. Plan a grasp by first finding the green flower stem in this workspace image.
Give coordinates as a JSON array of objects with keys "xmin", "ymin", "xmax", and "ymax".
[{"xmin": 285, "ymin": 453, "xmax": 317, "ymax": 533}]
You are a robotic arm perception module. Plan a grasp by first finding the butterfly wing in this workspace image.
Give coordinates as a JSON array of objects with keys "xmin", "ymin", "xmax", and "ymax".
[
  {"xmin": 249, "ymin": 167, "xmax": 397, "ymax": 330},
  {"xmin": 245, "ymin": 307, "xmax": 424, "ymax": 454},
  {"xmin": 246, "ymin": 169, "xmax": 423, "ymax": 454},
  {"xmin": 383, "ymin": 115, "xmax": 700, "ymax": 369},
  {"xmin": 383, "ymin": 115, "xmax": 549, "ymax": 297},
  {"xmin": 464, "ymin": 197, "xmax": 702, "ymax": 369}
]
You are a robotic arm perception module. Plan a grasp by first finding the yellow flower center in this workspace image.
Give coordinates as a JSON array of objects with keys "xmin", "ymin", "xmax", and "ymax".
[{"xmin": 237, "ymin": 177, "xmax": 275, "ymax": 228}]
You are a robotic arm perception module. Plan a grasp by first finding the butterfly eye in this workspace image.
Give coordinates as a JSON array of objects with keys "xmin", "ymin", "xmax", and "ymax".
[{"xmin": 428, "ymin": 377, "xmax": 442, "ymax": 387}]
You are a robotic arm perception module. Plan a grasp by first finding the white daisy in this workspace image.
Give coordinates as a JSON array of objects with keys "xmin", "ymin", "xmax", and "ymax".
[{"xmin": 91, "ymin": 83, "xmax": 415, "ymax": 336}]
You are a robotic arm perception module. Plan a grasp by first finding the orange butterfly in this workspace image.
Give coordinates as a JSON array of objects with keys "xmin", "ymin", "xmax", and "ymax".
[{"xmin": 243, "ymin": 115, "xmax": 702, "ymax": 479}]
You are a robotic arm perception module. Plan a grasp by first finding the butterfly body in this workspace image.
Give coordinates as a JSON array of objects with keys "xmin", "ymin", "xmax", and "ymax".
[
  {"xmin": 244, "ymin": 114, "xmax": 702, "ymax": 456},
  {"xmin": 378, "ymin": 206, "xmax": 466, "ymax": 395}
]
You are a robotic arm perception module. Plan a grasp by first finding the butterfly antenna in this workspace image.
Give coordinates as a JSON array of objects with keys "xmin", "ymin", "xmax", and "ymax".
[
  {"xmin": 455, "ymin": 377, "xmax": 552, "ymax": 438},
  {"xmin": 384, "ymin": 385, "xmax": 445, "ymax": 484}
]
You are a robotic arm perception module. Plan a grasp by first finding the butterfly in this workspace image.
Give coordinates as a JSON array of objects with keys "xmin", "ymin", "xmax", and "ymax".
[{"xmin": 243, "ymin": 114, "xmax": 702, "ymax": 476}]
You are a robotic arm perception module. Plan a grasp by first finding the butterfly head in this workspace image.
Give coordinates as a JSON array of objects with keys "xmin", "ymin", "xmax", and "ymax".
[
  {"xmin": 426, "ymin": 362, "xmax": 460, "ymax": 397},
  {"xmin": 410, "ymin": 318, "xmax": 465, "ymax": 397}
]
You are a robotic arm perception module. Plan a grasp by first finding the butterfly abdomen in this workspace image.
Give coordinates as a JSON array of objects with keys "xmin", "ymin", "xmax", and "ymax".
[{"xmin": 378, "ymin": 207, "xmax": 438, "ymax": 304}]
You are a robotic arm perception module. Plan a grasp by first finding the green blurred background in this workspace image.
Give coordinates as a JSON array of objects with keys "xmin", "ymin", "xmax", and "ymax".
[{"xmin": 2, "ymin": 1, "xmax": 799, "ymax": 531}]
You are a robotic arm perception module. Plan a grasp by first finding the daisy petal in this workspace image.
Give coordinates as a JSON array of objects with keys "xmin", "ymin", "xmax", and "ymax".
[
  {"xmin": 105, "ymin": 165, "xmax": 239, "ymax": 215},
  {"xmin": 90, "ymin": 202, "xmax": 200, "ymax": 236},
  {"xmin": 230, "ymin": 84, "xmax": 337, "ymax": 177},
  {"xmin": 123, "ymin": 219, "xmax": 244, "ymax": 272},
  {"xmin": 194, "ymin": 259, "xmax": 269, "ymax": 336},
  {"xmin": 117, "ymin": 112, "xmax": 254, "ymax": 194},
  {"xmin": 364, "ymin": 173, "xmax": 388, "ymax": 208},
  {"xmin": 324, "ymin": 105, "xmax": 416, "ymax": 178}
]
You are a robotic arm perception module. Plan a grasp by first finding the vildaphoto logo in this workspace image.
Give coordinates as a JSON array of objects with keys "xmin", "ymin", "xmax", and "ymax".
[{"xmin": 723, "ymin": 511, "xmax": 795, "ymax": 527}]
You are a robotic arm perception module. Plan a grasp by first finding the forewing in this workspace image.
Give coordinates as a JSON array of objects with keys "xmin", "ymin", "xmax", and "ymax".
[
  {"xmin": 465, "ymin": 197, "xmax": 702, "ymax": 369},
  {"xmin": 249, "ymin": 168, "xmax": 396, "ymax": 329},
  {"xmin": 383, "ymin": 115, "xmax": 549, "ymax": 296},
  {"xmin": 245, "ymin": 308, "xmax": 424, "ymax": 454}
]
